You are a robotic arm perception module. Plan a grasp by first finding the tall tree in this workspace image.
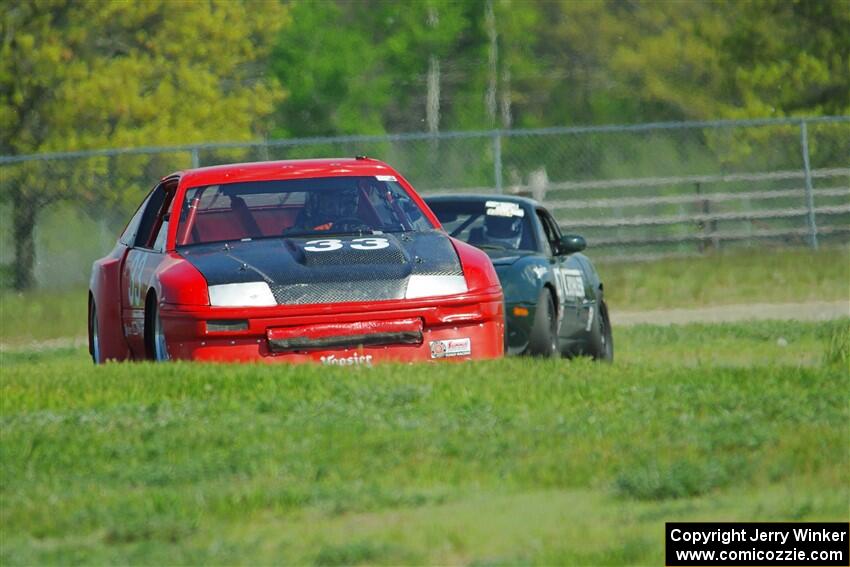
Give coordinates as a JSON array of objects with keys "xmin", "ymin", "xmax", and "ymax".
[
  {"xmin": 610, "ymin": 0, "xmax": 850, "ymax": 119},
  {"xmin": 269, "ymin": 1, "xmax": 388, "ymax": 137},
  {"xmin": 270, "ymin": 0, "xmax": 471, "ymax": 137},
  {"xmin": 1, "ymin": 0, "xmax": 286, "ymax": 289}
]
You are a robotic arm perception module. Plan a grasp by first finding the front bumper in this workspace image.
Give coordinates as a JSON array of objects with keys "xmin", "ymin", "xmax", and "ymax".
[
  {"xmin": 504, "ymin": 301, "xmax": 536, "ymax": 355},
  {"xmin": 158, "ymin": 288, "xmax": 504, "ymax": 364}
]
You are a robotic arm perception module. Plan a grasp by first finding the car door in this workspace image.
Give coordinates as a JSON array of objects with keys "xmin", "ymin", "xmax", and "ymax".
[
  {"xmin": 121, "ymin": 179, "xmax": 178, "ymax": 357},
  {"xmin": 536, "ymin": 208, "xmax": 586, "ymax": 339}
]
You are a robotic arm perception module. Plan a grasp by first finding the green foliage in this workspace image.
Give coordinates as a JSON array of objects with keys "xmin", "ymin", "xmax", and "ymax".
[
  {"xmin": 269, "ymin": 0, "xmax": 849, "ymax": 136},
  {"xmin": 1, "ymin": 0, "xmax": 287, "ymax": 288},
  {"xmin": 270, "ymin": 0, "xmax": 490, "ymax": 137},
  {"xmin": 314, "ymin": 540, "xmax": 417, "ymax": 566},
  {"xmin": 615, "ymin": 457, "xmax": 734, "ymax": 500},
  {"xmin": 604, "ymin": 0, "xmax": 850, "ymax": 121},
  {"xmin": 824, "ymin": 319, "xmax": 850, "ymax": 368},
  {"xmin": 1, "ymin": 0, "xmax": 286, "ymax": 156},
  {"xmin": 1, "ymin": 321, "xmax": 848, "ymax": 564}
]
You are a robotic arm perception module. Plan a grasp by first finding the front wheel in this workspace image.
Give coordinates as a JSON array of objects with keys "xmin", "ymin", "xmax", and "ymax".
[
  {"xmin": 145, "ymin": 297, "xmax": 170, "ymax": 362},
  {"xmin": 526, "ymin": 288, "xmax": 559, "ymax": 357},
  {"xmin": 589, "ymin": 300, "xmax": 613, "ymax": 362}
]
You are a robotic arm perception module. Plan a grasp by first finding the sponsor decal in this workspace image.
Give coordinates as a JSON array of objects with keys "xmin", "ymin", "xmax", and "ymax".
[
  {"xmin": 485, "ymin": 200, "xmax": 525, "ymax": 217},
  {"xmin": 562, "ymin": 268, "xmax": 586, "ymax": 299},
  {"xmin": 429, "ymin": 337, "xmax": 472, "ymax": 359},
  {"xmin": 586, "ymin": 305, "xmax": 594, "ymax": 332},
  {"xmin": 375, "ymin": 175, "xmax": 398, "ymax": 182},
  {"xmin": 320, "ymin": 353, "xmax": 373, "ymax": 366},
  {"xmin": 126, "ymin": 252, "xmax": 150, "ymax": 307}
]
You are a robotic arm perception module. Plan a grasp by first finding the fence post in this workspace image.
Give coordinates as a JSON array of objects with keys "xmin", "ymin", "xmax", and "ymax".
[
  {"xmin": 191, "ymin": 147, "xmax": 200, "ymax": 169},
  {"xmin": 493, "ymin": 130, "xmax": 503, "ymax": 194},
  {"xmin": 695, "ymin": 182, "xmax": 711, "ymax": 253},
  {"xmin": 799, "ymin": 120, "xmax": 818, "ymax": 249}
]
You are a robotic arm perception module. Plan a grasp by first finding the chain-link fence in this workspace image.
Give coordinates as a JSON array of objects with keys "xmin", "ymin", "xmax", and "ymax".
[{"xmin": 1, "ymin": 116, "xmax": 848, "ymax": 290}]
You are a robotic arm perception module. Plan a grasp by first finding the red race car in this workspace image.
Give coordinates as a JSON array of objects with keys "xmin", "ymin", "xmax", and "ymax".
[{"xmin": 88, "ymin": 157, "xmax": 504, "ymax": 364}]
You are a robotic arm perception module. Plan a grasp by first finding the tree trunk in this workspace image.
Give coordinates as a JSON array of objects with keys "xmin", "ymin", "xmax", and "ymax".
[
  {"xmin": 426, "ymin": 55, "xmax": 441, "ymax": 135},
  {"xmin": 12, "ymin": 189, "xmax": 37, "ymax": 290},
  {"xmin": 500, "ymin": 67, "xmax": 512, "ymax": 128},
  {"xmin": 426, "ymin": 7, "xmax": 441, "ymax": 136},
  {"xmin": 485, "ymin": 0, "xmax": 498, "ymax": 125}
]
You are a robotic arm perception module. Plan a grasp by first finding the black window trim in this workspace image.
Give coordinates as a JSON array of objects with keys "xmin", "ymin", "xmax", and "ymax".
[
  {"xmin": 132, "ymin": 176, "xmax": 180, "ymax": 253},
  {"xmin": 536, "ymin": 207, "xmax": 561, "ymax": 257}
]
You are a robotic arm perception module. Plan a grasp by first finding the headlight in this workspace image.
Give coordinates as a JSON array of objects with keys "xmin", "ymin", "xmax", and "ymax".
[
  {"xmin": 208, "ymin": 282, "xmax": 277, "ymax": 307},
  {"xmin": 405, "ymin": 275, "xmax": 468, "ymax": 299}
]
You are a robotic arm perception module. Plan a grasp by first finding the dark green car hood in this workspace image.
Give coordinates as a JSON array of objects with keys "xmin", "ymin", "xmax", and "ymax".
[{"xmin": 483, "ymin": 249, "xmax": 537, "ymax": 266}]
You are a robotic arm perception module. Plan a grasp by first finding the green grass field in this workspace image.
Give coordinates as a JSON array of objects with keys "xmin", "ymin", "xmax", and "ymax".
[
  {"xmin": 2, "ymin": 319, "xmax": 847, "ymax": 565},
  {"xmin": 599, "ymin": 245, "xmax": 849, "ymax": 310},
  {"xmin": 2, "ymin": 246, "xmax": 847, "ymax": 345}
]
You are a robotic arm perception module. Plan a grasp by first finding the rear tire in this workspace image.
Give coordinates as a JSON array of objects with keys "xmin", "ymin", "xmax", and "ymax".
[
  {"xmin": 145, "ymin": 296, "xmax": 170, "ymax": 362},
  {"xmin": 89, "ymin": 301, "xmax": 101, "ymax": 364},
  {"xmin": 589, "ymin": 300, "xmax": 613, "ymax": 362},
  {"xmin": 526, "ymin": 288, "xmax": 559, "ymax": 358}
]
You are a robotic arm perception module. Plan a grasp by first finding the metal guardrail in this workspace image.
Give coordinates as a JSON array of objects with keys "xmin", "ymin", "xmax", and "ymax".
[
  {"xmin": 539, "ymin": 166, "xmax": 849, "ymax": 255},
  {"xmin": 593, "ymin": 225, "xmax": 850, "ymax": 248},
  {"xmin": 548, "ymin": 187, "xmax": 850, "ymax": 210},
  {"xmin": 567, "ymin": 204, "xmax": 850, "ymax": 229},
  {"xmin": 545, "ymin": 167, "xmax": 850, "ymax": 191}
]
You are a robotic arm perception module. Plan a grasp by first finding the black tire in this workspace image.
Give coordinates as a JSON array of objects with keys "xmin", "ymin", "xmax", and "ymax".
[
  {"xmin": 589, "ymin": 300, "xmax": 614, "ymax": 362},
  {"xmin": 526, "ymin": 288, "xmax": 559, "ymax": 357},
  {"xmin": 89, "ymin": 300, "xmax": 101, "ymax": 364},
  {"xmin": 144, "ymin": 295, "xmax": 170, "ymax": 362}
]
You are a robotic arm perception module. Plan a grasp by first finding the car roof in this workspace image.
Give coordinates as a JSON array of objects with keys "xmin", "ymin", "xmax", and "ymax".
[
  {"xmin": 175, "ymin": 157, "xmax": 398, "ymax": 187},
  {"xmin": 424, "ymin": 193, "xmax": 540, "ymax": 209}
]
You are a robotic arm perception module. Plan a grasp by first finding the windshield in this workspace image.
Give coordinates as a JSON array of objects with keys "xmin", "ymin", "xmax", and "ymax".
[
  {"xmin": 176, "ymin": 176, "xmax": 433, "ymax": 246},
  {"xmin": 428, "ymin": 200, "xmax": 537, "ymax": 252}
]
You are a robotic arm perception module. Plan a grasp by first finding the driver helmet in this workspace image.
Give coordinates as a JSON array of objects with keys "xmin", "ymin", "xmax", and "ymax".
[
  {"xmin": 307, "ymin": 186, "xmax": 360, "ymax": 222},
  {"xmin": 484, "ymin": 214, "xmax": 523, "ymax": 248}
]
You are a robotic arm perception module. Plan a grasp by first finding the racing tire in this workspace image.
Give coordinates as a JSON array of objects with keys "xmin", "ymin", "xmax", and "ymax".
[
  {"xmin": 89, "ymin": 300, "xmax": 101, "ymax": 365},
  {"xmin": 145, "ymin": 296, "xmax": 170, "ymax": 362},
  {"xmin": 526, "ymin": 288, "xmax": 559, "ymax": 358},
  {"xmin": 588, "ymin": 300, "xmax": 614, "ymax": 362}
]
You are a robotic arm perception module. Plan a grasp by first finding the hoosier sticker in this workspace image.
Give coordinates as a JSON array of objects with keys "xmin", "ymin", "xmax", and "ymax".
[
  {"xmin": 429, "ymin": 338, "xmax": 472, "ymax": 359},
  {"xmin": 320, "ymin": 353, "xmax": 373, "ymax": 366}
]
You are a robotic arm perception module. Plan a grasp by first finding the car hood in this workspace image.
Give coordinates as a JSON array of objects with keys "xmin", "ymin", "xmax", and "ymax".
[
  {"xmin": 178, "ymin": 230, "xmax": 464, "ymax": 305},
  {"xmin": 483, "ymin": 249, "xmax": 536, "ymax": 267}
]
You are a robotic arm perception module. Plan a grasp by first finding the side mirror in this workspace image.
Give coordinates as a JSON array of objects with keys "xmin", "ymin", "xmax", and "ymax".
[{"xmin": 558, "ymin": 234, "xmax": 586, "ymax": 255}]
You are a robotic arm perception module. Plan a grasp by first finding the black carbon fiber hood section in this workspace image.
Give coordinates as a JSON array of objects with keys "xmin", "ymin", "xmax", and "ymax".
[{"xmin": 178, "ymin": 230, "xmax": 463, "ymax": 305}]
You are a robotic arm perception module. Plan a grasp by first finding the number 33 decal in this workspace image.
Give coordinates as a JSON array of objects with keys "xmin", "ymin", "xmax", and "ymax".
[{"xmin": 304, "ymin": 238, "xmax": 390, "ymax": 252}]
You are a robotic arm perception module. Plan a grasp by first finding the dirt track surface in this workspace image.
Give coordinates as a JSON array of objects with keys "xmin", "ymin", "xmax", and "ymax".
[
  {"xmin": 1, "ymin": 336, "xmax": 88, "ymax": 353},
  {"xmin": 613, "ymin": 300, "xmax": 850, "ymax": 327},
  {"xmin": 2, "ymin": 301, "xmax": 848, "ymax": 353}
]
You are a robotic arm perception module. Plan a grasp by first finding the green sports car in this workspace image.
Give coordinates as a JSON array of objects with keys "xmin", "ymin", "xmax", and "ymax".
[{"xmin": 425, "ymin": 195, "xmax": 613, "ymax": 360}]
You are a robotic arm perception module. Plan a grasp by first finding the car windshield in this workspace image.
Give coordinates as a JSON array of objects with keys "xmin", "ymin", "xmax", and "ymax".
[
  {"xmin": 429, "ymin": 200, "xmax": 537, "ymax": 252},
  {"xmin": 175, "ymin": 176, "xmax": 434, "ymax": 247}
]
